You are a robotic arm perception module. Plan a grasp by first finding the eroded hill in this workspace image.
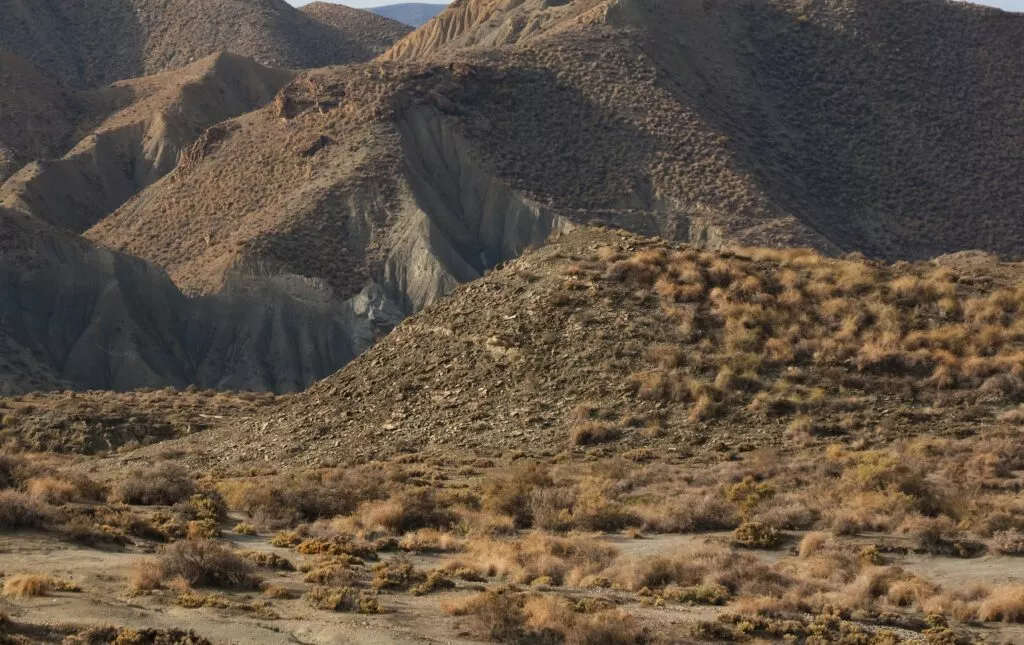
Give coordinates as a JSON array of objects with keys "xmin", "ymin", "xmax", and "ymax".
[
  {"xmin": 95, "ymin": 227, "xmax": 1024, "ymax": 468},
  {"xmin": 0, "ymin": 0, "xmax": 410, "ymax": 89},
  {"xmin": 1, "ymin": 53, "xmax": 294, "ymax": 233},
  {"xmin": 6, "ymin": 0, "xmax": 1024, "ymax": 395}
]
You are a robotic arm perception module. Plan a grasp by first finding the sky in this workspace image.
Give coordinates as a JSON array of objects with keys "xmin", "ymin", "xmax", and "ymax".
[{"xmin": 288, "ymin": 0, "xmax": 1022, "ymax": 11}]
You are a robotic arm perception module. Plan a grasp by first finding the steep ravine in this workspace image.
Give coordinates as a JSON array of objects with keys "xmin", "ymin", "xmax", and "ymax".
[{"xmin": 1, "ymin": 108, "xmax": 576, "ymax": 392}]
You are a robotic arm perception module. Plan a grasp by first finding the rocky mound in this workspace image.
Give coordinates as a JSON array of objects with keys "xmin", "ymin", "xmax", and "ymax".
[
  {"xmin": 301, "ymin": 1, "xmax": 413, "ymax": 56},
  {"xmin": 1, "ymin": 53, "xmax": 293, "ymax": 233},
  {"xmin": 0, "ymin": 0, "xmax": 407, "ymax": 89},
  {"xmin": 212, "ymin": 227, "xmax": 1024, "ymax": 467}
]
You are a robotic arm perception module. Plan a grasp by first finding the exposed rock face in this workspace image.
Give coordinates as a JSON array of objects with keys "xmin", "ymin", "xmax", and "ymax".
[{"xmin": 0, "ymin": 208, "xmax": 405, "ymax": 393}]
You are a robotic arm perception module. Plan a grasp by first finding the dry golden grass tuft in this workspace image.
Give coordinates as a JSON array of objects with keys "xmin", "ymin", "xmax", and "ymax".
[
  {"xmin": 2, "ymin": 574, "xmax": 51, "ymax": 598},
  {"xmin": 977, "ymin": 585, "xmax": 1024, "ymax": 623}
]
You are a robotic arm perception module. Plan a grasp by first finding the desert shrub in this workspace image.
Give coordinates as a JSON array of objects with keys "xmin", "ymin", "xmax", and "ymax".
[
  {"xmin": 219, "ymin": 467, "xmax": 387, "ymax": 528},
  {"xmin": 570, "ymin": 422, "xmax": 619, "ymax": 446},
  {"xmin": 444, "ymin": 590, "xmax": 527, "ymax": 641},
  {"xmin": 2, "ymin": 574, "xmax": 50, "ymax": 597},
  {"xmin": 242, "ymin": 551, "xmax": 294, "ymax": 571},
  {"xmin": 446, "ymin": 590, "xmax": 647, "ymax": 644},
  {"xmin": 448, "ymin": 533, "xmax": 618, "ymax": 587},
  {"xmin": 304, "ymin": 563, "xmax": 358, "ymax": 587},
  {"xmin": 372, "ymin": 558, "xmax": 423, "ymax": 590},
  {"xmin": 411, "ymin": 570, "xmax": 456, "ymax": 595},
  {"xmin": 109, "ymin": 462, "xmax": 195, "ymax": 506},
  {"xmin": 900, "ymin": 516, "xmax": 978, "ymax": 556},
  {"xmin": 354, "ymin": 488, "xmax": 455, "ymax": 535},
  {"xmin": 145, "ymin": 539, "xmax": 259, "ymax": 590},
  {"xmin": 731, "ymin": 521, "xmax": 781, "ymax": 549},
  {"xmin": 990, "ymin": 530, "xmax": 1024, "ymax": 556},
  {"xmin": 233, "ymin": 522, "xmax": 257, "ymax": 535},
  {"xmin": 977, "ymin": 585, "xmax": 1024, "ymax": 623},
  {"xmin": 482, "ymin": 463, "xmax": 554, "ymax": 528},
  {"xmin": 304, "ymin": 586, "xmax": 380, "ymax": 613},
  {"xmin": 0, "ymin": 489, "xmax": 50, "ymax": 529},
  {"xmin": 295, "ymin": 535, "xmax": 377, "ymax": 560},
  {"xmin": 398, "ymin": 528, "xmax": 463, "ymax": 552},
  {"xmin": 261, "ymin": 583, "xmax": 293, "ymax": 599},
  {"xmin": 62, "ymin": 626, "xmax": 214, "ymax": 645}
]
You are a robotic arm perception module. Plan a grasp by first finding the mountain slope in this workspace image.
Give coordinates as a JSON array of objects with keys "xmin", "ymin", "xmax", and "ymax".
[
  {"xmin": 152, "ymin": 227, "xmax": 1024, "ymax": 466},
  {"xmin": 8, "ymin": 0, "xmax": 1024, "ymax": 394},
  {"xmin": 0, "ymin": 50, "xmax": 84, "ymax": 182},
  {"xmin": 370, "ymin": 3, "xmax": 449, "ymax": 27},
  {"xmin": 0, "ymin": 0, "xmax": 407, "ymax": 89},
  {"xmin": 1, "ymin": 53, "xmax": 293, "ymax": 233},
  {"xmin": 301, "ymin": 1, "xmax": 413, "ymax": 56}
]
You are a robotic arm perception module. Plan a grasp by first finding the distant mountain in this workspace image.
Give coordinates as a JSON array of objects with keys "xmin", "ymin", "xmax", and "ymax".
[
  {"xmin": 300, "ymin": 1, "xmax": 412, "ymax": 55},
  {"xmin": 369, "ymin": 3, "xmax": 447, "ymax": 27}
]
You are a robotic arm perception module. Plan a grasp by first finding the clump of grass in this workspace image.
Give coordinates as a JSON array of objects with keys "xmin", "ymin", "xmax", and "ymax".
[
  {"xmin": 977, "ymin": 585, "xmax": 1024, "ymax": 623},
  {"xmin": 0, "ymin": 489, "xmax": 50, "ymax": 530},
  {"xmin": 2, "ymin": 574, "xmax": 51, "ymax": 597},
  {"xmin": 242, "ymin": 551, "xmax": 294, "ymax": 571},
  {"xmin": 990, "ymin": 530, "xmax": 1024, "ymax": 555},
  {"xmin": 305, "ymin": 586, "xmax": 381, "ymax": 613},
  {"xmin": 731, "ymin": 521, "xmax": 781, "ymax": 549},
  {"xmin": 444, "ymin": 589, "xmax": 646, "ymax": 644}
]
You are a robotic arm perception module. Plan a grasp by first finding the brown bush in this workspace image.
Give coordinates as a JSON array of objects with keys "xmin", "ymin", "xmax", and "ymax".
[
  {"xmin": 109, "ymin": 462, "xmax": 196, "ymax": 506},
  {"xmin": 304, "ymin": 586, "xmax": 380, "ymax": 613},
  {"xmin": 354, "ymin": 488, "xmax": 455, "ymax": 535},
  {"xmin": 2, "ymin": 573, "xmax": 50, "ymax": 597},
  {"xmin": 731, "ymin": 521, "xmax": 781, "ymax": 549},
  {"xmin": 0, "ymin": 489, "xmax": 50, "ymax": 530},
  {"xmin": 482, "ymin": 463, "xmax": 554, "ymax": 528},
  {"xmin": 146, "ymin": 539, "xmax": 259, "ymax": 590},
  {"xmin": 977, "ymin": 585, "xmax": 1024, "ymax": 623},
  {"xmin": 991, "ymin": 530, "xmax": 1024, "ymax": 556}
]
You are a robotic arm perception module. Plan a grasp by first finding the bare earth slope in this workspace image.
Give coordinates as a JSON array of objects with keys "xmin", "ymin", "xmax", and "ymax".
[
  {"xmin": 0, "ymin": 0, "xmax": 407, "ymax": 89},
  {"xmin": 301, "ymin": 1, "xmax": 413, "ymax": 56},
  {"xmin": 0, "ymin": 53, "xmax": 294, "ymax": 233}
]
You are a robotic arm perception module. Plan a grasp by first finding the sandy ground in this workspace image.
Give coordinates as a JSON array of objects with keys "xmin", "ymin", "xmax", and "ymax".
[{"xmin": 1, "ymin": 529, "xmax": 1022, "ymax": 644}]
